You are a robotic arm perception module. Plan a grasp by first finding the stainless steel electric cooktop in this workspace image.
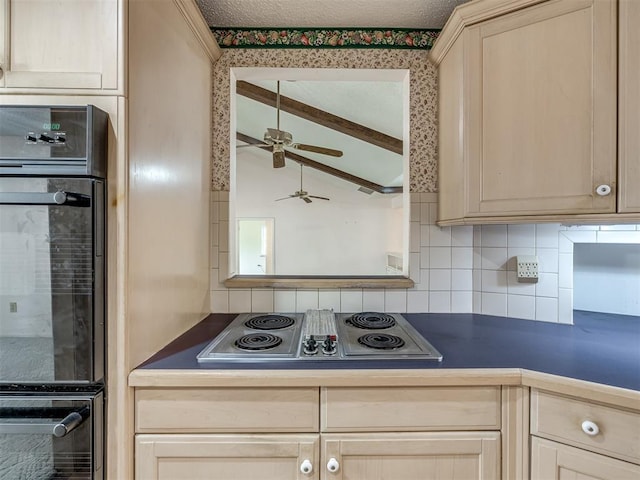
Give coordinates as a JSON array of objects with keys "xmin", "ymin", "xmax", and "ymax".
[{"xmin": 197, "ymin": 310, "xmax": 442, "ymax": 362}]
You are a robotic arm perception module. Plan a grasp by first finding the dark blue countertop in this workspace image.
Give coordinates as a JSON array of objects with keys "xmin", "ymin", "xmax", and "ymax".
[{"xmin": 138, "ymin": 310, "xmax": 640, "ymax": 392}]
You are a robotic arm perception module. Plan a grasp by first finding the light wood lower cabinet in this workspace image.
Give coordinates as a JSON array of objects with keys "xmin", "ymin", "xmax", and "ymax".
[
  {"xmin": 530, "ymin": 389, "xmax": 640, "ymax": 479},
  {"xmin": 134, "ymin": 386, "xmax": 504, "ymax": 480},
  {"xmin": 323, "ymin": 432, "xmax": 500, "ymax": 480},
  {"xmin": 135, "ymin": 434, "xmax": 319, "ymax": 480},
  {"xmin": 531, "ymin": 437, "xmax": 640, "ymax": 480}
]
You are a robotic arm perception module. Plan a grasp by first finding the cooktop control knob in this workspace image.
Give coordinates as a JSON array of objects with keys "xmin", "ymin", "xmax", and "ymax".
[
  {"xmin": 302, "ymin": 337, "xmax": 318, "ymax": 355},
  {"xmin": 39, "ymin": 133, "xmax": 55, "ymax": 143},
  {"xmin": 322, "ymin": 336, "xmax": 337, "ymax": 356},
  {"xmin": 25, "ymin": 133, "xmax": 37, "ymax": 143}
]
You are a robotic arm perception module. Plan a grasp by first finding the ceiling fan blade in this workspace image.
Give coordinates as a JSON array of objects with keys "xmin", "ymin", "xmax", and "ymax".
[
  {"xmin": 236, "ymin": 144, "xmax": 272, "ymax": 149},
  {"xmin": 308, "ymin": 195, "xmax": 330, "ymax": 201},
  {"xmin": 301, "ymin": 196, "xmax": 312, "ymax": 204},
  {"xmin": 291, "ymin": 143, "xmax": 343, "ymax": 157},
  {"xmin": 275, "ymin": 195, "xmax": 296, "ymax": 201}
]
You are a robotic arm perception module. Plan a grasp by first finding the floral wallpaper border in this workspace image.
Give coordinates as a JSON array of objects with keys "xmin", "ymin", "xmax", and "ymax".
[
  {"xmin": 212, "ymin": 28, "xmax": 440, "ymax": 49},
  {"xmin": 212, "ymin": 49, "xmax": 438, "ymax": 193}
]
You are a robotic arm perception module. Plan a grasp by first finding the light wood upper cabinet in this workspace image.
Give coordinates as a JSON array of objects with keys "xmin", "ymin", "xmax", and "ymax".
[
  {"xmin": 430, "ymin": 0, "xmax": 639, "ymax": 225},
  {"xmin": 618, "ymin": 0, "xmax": 640, "ymax": 213},
  {"xmin": 0, "ymin": 0, "xmax": 121, "ymax": 92}
]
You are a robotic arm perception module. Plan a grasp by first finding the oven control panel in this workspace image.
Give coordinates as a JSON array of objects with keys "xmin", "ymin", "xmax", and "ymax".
[{"xmin": 25, "ymin": 132, "xmax": 67, "ymax": 145}]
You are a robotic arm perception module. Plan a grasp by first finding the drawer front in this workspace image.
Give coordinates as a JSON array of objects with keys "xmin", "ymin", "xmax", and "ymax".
[
  {"xmin": 531, "ymin": 390, "xmax": 640, "ymax": 464},
  {"xmin": 136, "ymin": 387, "xmax": 319, "ymax": 433},
  {"xmin": 322, "ymin": 386, "xmax": 501, "ymax": 432}
]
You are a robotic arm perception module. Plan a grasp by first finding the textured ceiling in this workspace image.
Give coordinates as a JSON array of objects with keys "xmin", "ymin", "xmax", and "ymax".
[{"xmin": 196, "ymin": 0, "xmax": 468, "ymax": 29}]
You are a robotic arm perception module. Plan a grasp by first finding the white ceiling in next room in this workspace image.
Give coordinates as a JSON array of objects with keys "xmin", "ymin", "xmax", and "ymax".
[{"xmin": 195, "ymin": 0, "xmax": 469, "ymax": 29}]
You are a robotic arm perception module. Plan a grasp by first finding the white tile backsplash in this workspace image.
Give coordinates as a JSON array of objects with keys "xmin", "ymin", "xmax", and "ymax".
[
  {"xmin": 274, "ymin": 290, "xmax": 296, "ymax": 312},
  {"xmin": 481, "ymin": 247, "xmax": 508, "ymax": 270},
  {"xmin": 429, "ymin": 269, "xmax": 451, "ymax": 291},
  {"xmin": 296, "ymin": 290, "xmax": 319, "ymax": 311},
  {"xmin": 251, "ymin": 289, "xmax": 274, "ymax": 312},
  {"xmin": 385, "ymin": 290, "xmax": 408, "ymax": 312},
  {"xmin": 451, "ymin": 225, "xmax": 473, "ymax": 247},
  {"xmin": 451, "ymin": 269, "xmax": 473, "ymax": 291},
  {"xmin": 318, "ymin": 290, "xmax": 341, "ymax": 311},
  {"xmin": 229, "ymin": 289, "xmax": 251, "ymax": 312},
  {"xmin": 429, "ymin": 247, "xmax": 452, "ymax": 269},
  {"xmin": 535, "ymin": 296, "xmax": 558, "ymax": 322},
  {"xmin": 535, "ymin": 224, "xmax": 561, "ymax": 248},
  {"xmin": 451, "ymin": 291, "xmax": 473, "ymax": 313},
  {"xmin": 340, "ymin": 290, "xmax": 363, "ymax": 313},
  {"xmin": 535, "ymin": 273, "xmax": 558, "ymax": 298},
  {"xmin": 429, "ymin": 291, "xmax": 451, "ymax": 313},
  {"xmin": 507, "ymin": 224, "xmax": 536, "ymax": 248},
  {"xmin": 363, "ymin": 289, "xmax": 385, "ymax": 312},
  {"xmin": 407, "ymin": 290, "xmax": 429, "ymax": 312},
  {"xmin": 507, "ymin": 294, "xmax": 536, "ymax": 320},
  {"xmin": 451, "ymin": 247, "xmax": 473, "ymax": 269},
  {"xmin": 209, "ymin": 193, "xmax": 639, "ymax": 322},
  {"xmin": 481, "ymin": 292, "xmax": 507, "ymax": 316},
  {"xmin": 429, "ymin": 225, "xmax": 451, "ymax": 247},
  {"xmin": 481, "ymin": 225, "xmax": 508, "ymax": 247}
]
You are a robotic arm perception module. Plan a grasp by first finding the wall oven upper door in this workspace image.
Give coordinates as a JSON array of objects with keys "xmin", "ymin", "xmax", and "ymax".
[
  {"xmin": 0, "ymin": 391, "xmax": 103, "ymax": 479},
  {"xmin": 0, "ymin": 177, "xmax": 105, "ymax": 384}
]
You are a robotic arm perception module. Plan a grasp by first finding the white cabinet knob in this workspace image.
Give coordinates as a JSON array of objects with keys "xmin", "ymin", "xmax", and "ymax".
[
  {"xmin": 327, "ymin": 457, "xmax": 340, "ymax": 473},
  {"xmin": 595, "ymin": 184, "xmax": 612, "ymax": 196},
  {"xmin": 581, "ymin": 420, "xmax": 600, "ymax": 436},
  {"xmin": 300, "ymin": 459, "xmax": 313, "ymax": 474}
]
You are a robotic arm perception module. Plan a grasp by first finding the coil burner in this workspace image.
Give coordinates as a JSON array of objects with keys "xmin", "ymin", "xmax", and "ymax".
[
  {"xmin": 244, "ymin": 314, "xmax": 295, "ymax": 330},
  {"xmin": 234, "ymin": 333, "xmax": 283, "ymax": 351},
  {"xmin": 345, "ymin": 312, "xmax": 397, "ymax": 330},
  {"xmin": 357, "ymin": 333, "xmax": 406, "ymax": 350}
]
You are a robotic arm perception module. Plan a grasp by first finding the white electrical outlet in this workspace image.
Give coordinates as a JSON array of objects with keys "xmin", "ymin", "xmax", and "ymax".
[{"xmin": 516, "ymin": 255, "xmax": 539, "ymax": 281}]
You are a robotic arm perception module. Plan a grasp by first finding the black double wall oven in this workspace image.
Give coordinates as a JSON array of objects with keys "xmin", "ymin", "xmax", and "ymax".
[{"xmin": 0, "ymin": 106, "xmax": 107, "ymax": 479}]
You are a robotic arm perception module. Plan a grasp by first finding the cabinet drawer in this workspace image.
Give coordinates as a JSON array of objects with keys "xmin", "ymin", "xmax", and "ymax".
[
  {"xmin": 322, "ymin": 386, "xmax": 501, "ymax": 432},
  {"xmin": 531, "ymin": 390, "xmax": 640, "ymax": 464},
  {"xmin": 135, "ymin": 387, "xmax": 319, "ymax": 433}
]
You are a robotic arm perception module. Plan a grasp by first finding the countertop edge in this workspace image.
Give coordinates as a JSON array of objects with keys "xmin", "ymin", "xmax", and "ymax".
[
  {"xmin": 128, "ymin": 367, "xmax": 523, "ymax": 388},
  {"xmin": 128, "ymin": 367, "xmax": 640, "ymax": 410}
]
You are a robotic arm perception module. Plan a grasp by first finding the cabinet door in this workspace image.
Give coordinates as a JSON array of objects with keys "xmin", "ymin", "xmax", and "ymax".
[
  {"xmin": 465, "ymin": 0, "xmax": 617, "ymax": 217},
  {"xmin": 531, "ymin": 437, "xmax": 640, "ymax": 480},
  {"xmin": 618, "ymin": 0, "xmax": 640, "ymax": 212},
  {"xmin": 0, "ymin": 0, "xmax": 119, "ymax": 90},
  {"xmin": 136, "ymin": 434, "xmax": 319, "ymax": 480},
  {"xmin": 322, "ymin": 432, "xmax": 500, "ymax": 480}
]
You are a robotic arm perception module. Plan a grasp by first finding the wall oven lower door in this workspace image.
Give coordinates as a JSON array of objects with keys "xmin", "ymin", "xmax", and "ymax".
[
  {"xmin": 0, "ymin": 391, "xmax": 103, "ymax": 479},
  {"xmin": 0, "ymin": 177, "xmax": 105, "ymax": 384}
]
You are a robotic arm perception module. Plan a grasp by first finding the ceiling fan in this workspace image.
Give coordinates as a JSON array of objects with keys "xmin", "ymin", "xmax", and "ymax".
[
  {"xmin": 275, "ymin": 163, "xmax": 330, "ymax": 204},
  {"xmin": 237, "ymin": 81, "xmax": 343, "ymax": 168}
]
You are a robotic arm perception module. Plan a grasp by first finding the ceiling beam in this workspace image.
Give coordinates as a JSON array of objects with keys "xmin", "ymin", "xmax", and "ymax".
[
  {"xmin": 236, "ymin": 81, "xmax": 404, "ymax": 155},
  {"xmin": 236, "ymin": 132, "xmax": 402, "ymax": 194}
]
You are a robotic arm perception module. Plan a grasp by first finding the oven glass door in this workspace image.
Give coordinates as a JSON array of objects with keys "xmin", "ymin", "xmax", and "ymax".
[
  {"xmin": 0, "ymin": 392, "xmax": 102, "ymax": 479},
  {"xmin": 0, "ymin": 177, "xmax": 104, "ymax": 384}
]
